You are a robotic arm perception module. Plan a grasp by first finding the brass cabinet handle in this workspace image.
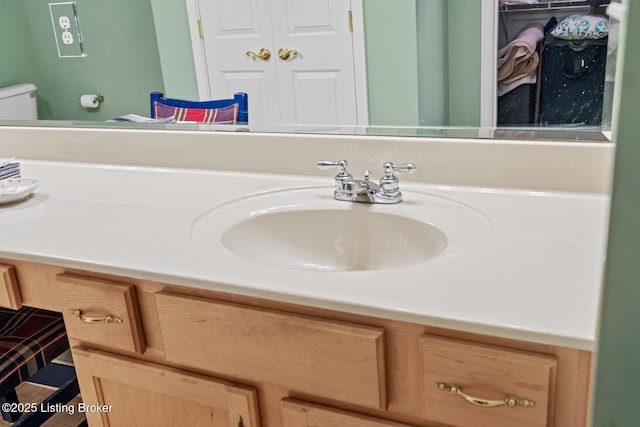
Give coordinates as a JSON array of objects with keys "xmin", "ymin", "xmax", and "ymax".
[
  {"xmin": 237, "ymin": 415, "xmax": 244, "ymax": 427},
  {"xmin": 436, "ymin": 383, "xmax": 535, "ymax": 408},
  {"xmin": 246, "ymin": 48, "xmax": 271, "ymax": 60},
  {"xmin": 278, "ymin": 48, "xmax": 298, "ymax": 60},
  {"xmin": 68, "ymin": 308, "xmax": 123, "ymax": 324}
]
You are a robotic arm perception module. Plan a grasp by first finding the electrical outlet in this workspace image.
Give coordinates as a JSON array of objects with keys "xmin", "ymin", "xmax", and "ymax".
[
  {"xmin": 58, "ymin": 16, "xmax": 71, "ymax": 30},
  {"xmin": 49, "ymin": 2, "xmax": 85, "ymax": 57},
  {"xmin": 61, "ymin": 31, "xmax": 74, "ymax": 45}
]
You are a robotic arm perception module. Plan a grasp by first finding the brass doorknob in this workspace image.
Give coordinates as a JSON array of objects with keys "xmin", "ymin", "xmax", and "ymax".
[
  {"xmin": 278, "ymin": 48, "xmax": 298, "ymax": 60},
  {"xmin": 246, "ymin": 48, "xmax": 271, "ymax": 60}
]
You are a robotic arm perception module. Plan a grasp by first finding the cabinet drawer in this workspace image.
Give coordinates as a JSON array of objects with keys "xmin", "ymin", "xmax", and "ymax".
[
  {"xmin": 282, "ymin": 398, "xmax": 415, "ymax": 427},
  {"xmin": 420, "ymin": 335, "xmax": 557, "ymax": 427},
  {"xmin": 56, "ymin": 274, "xmax": 145, "ymax": 354},
  {"xmin": 0, "ymin": 264, "xmax": 22, "ymax": 309},
  {"xmin": 155, "ymin": 291, "xmax": 386, "ymax": 409},
  {"xmin": 73, "ymin": 346, "xmax": 260, "ymax": 427}
]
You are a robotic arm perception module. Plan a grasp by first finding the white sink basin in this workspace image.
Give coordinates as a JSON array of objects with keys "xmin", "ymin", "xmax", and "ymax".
[
  {"xmin": 190, "ymin": 186, "xmax": 492, "ymax": 272},
  {"xmin": 221, "ymin": 208, "xmax": 447, "ymax": 271}
]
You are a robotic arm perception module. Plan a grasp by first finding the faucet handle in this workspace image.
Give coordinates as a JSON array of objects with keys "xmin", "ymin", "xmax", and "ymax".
[
  {"xmin": 380, "ymin": 162, "xmax": 416, "ymax": 198},
  {"xmin": 317, "ymin": 160, "xmax": 352, "ymax": 179},
  {"xmin": 383, "ymin": 162, "xmax": 416, "ymax": 176}
]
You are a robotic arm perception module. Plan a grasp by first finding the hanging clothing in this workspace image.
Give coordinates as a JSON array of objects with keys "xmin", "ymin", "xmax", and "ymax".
[{"xmin": 497, "ymin": 23, "xmax": 544, "ymax": 83}]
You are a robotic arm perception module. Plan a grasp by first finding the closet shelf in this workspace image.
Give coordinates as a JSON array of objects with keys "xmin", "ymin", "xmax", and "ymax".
[{"xmin": 499, "ymin": 1, "xmax": 611, "ymax": 13}]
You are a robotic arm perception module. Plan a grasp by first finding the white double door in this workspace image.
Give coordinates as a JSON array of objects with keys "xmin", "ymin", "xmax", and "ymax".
[{"xmin": 193, "ymin": 0, "xmax": 366, "ymax": 126}]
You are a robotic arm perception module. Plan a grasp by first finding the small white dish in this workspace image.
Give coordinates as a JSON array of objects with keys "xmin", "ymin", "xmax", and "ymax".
[{"xmin": 0, "ymin": 178, "xmax": 39, "ymax": 205}]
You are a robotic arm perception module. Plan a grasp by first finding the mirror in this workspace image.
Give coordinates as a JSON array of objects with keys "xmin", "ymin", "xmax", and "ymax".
[{"xmin": 0, "ymin": 0, "xmax": 617, "ymax": 141}]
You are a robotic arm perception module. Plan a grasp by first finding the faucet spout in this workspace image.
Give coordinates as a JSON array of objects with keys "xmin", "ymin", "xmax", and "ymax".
[{"xmin": 335, "ymin": 179, "xmax": 373, "ymax": 202}]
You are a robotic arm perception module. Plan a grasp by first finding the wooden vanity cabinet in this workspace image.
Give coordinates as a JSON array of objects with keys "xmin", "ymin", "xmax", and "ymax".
[
  {"xmin": 0, "ymin": 263, "xmax": 22, "ymax": 309},
  {"xmin": 154, "ymin": 291, "xmax": 387, "ymax": 410},
  {"xmin": 72, "ymin": 346, "xmax": 260, "ymax": 427},
  {"xmin": 0, "ymin": 259, "xmax": 592, "ymax": 427},
  {"xmin": 420, "ymin": 335, "xmax": 557, "ymax": 427},
  {"xmin": 56, "ymin": 273, "xmax": 146, "ymax": 354},
  {"xmin": 281, "ymin": 398, "xmax": 416, "ymax": 427}
]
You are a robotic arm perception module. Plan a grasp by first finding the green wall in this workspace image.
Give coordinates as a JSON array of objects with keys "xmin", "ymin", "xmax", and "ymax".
[
  {"xmin": 0, "ymin": 0, "xmax": 165, "ymax": 120},
  {"xmin": 363, "ymin": 1, "xmax": 420, "ymax": 127},
  {"xmin": 416, "ymin": 0, "xmax": 448, "ymax": 126},
  {"xmin": 446, "ymin": 0, "xmax": 481, "ymax": 127},
  {"xmin": 150, "ymin": 0, "xmax": 198, "ymax": 100},
  {"xmin": 364, "ymin": 0, "xmax": 482, "ymax": 127},
  {"xmin": 0, "ymin": 1, "xmax": 39, "ymax": 87},
  {"xmin": 592, "ymin": 0, "xmax": 640, "ymax": 424}
]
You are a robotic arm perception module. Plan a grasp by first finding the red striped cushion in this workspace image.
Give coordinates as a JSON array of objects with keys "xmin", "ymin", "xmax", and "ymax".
[{"xmin": 153, "ymin": 102, "xmax": 239, "ymax": 124}]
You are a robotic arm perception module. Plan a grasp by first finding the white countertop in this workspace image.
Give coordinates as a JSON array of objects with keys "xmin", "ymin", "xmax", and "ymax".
[{"xmin": 0, "ymin": 160, "xmax": 609, "ymax": 350}]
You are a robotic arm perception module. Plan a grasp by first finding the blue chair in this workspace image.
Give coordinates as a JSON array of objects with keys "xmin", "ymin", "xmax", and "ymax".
[{"xmin": 150, "ymin": 92, "xmax": 248, "ymax": 125}]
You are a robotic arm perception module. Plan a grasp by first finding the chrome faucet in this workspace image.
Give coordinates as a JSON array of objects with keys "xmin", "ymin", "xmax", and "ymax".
[{"xmin": 317, "ymin": 160, "xmax": 416, "ymax": 204}]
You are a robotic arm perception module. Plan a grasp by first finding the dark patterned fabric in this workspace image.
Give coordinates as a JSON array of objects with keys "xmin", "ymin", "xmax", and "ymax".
[{"xmin": 0, "ymin": 306, "xmax": 69, "ymax": 398}]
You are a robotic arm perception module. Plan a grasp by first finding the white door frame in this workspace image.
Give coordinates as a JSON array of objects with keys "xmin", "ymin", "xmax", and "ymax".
[
  {"xmin": 184, "ymin": 0, "xmax": 369, "ymax": 126},
  {"xmin": 185, "ymin": 0, "xmax": 212, "ymax": 101},
  {"xmin": 349, "ymin": 0, "xmax": 368, "ymax": 126},
  {"xmin": 480, "ymin": 0, "xmax": 497, "ymax": 136}
]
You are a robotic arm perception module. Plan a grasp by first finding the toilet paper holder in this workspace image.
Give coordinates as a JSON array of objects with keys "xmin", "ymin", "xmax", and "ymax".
[{"xmin": 80, "ymin": 93, "xmax": 104, "ymax": 109}]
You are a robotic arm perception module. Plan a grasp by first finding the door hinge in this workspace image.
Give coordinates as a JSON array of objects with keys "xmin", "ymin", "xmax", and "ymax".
[
  {"xmin": 348, "ymin": 10, "xmax": 353, "ymax": 32},
  {"xmin": 197, "ymin": 19, "xmax": 204, "ymax": 39}
]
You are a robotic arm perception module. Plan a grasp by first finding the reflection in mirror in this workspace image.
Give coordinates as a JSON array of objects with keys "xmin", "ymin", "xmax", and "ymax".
[
  {"xmin": 497, "ymin": 0, "xmax": 616, "ymax": 133},
  {"xmin": 0, "ymin": 0, "xmax": 618, "ymax": 140}
]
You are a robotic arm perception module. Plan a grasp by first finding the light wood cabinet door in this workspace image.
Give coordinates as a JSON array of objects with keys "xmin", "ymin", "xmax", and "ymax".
[
  {"xmin": 281, "ymin": 398, "xmax": 416, "ymax": 427},
  {"xmin": 0, "ymin": 264, "xmax": 22, "ymax": 309},
  {"xmin": 56, "ymin": 273, "xmax": 146, "ymax": 354},
  {"xmin": 420, "ymin": 334, "xmax": 557, "ymax": 427},
  {"xmin": 155, "ymin": 291, "xmax": 387, "ymax": 409},
  {"xmin": 72, "ymin": 346, "xmax": 260, "ymax": 427}
]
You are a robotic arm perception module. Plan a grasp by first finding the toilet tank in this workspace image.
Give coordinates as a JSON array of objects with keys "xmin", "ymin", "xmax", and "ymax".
[{"xmin": 0, "ymin": 84, "xmax": 38, "ymax": 120}]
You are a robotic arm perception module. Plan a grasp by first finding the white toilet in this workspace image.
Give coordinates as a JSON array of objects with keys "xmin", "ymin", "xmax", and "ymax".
[{"xmin": 0, "ymin": 84, "xmax": 38, "ymax": 120}]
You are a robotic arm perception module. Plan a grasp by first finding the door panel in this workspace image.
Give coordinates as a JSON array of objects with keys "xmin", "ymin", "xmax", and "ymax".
[
  {"xmin": 155, "ymin": 291, "xmax": 387, "ymax": 410},
  {"xmin": 217, "ymin": 70, "xmax": 280, "ymax": 124},
  {"xmin": 213, "ymin": 0, "xmax": 262, "ymax": 36},
  {"xmin": 199, "ymin": 0, "xmax": 278, "ymax": 124},
  {"xmin": 291, "ymin": 71, "xmax": 343, "ymax": 124},
  {"xmin": 282, "ymin": 398, "xmax": 416, "ymax": 427},
  {"xmin": 283, "ymin": 0, "xmax": 339, "ymax": 33},
  {"xmin": 420, "ymin": 335, "xmax": 556, "ymax": 427},
  {"xmin": 273, "ymin": 0, "xmax": 357, "ymax": 125},
  {"xmin": 197, "ymin": 0, "xmax": 359, "ymax": 126},
  {"xmin": 72, "ymin": 346, "xmax": 260, "ymax": 427}
]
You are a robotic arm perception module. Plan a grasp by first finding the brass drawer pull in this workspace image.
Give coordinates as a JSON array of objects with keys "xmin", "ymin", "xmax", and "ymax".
[
  {"xmin": 436, "ymin": 382, "xmax": 535, "ymax": 408},
  {"xmin": 68, "ymin": 308, "xmax": 123, "ymax": 324}
]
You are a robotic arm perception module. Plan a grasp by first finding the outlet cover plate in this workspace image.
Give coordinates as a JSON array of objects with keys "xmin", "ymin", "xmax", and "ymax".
[{"xmin": 49, "ymin": 2, "xmax": 85, "ymax": 58}]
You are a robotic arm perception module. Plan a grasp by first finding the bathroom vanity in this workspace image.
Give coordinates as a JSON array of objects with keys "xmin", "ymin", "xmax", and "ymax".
[
  {"xmin": 1, "ymin": 260, "xmax": 591, "ymax": 427},
  {"xmin": 0, "ymin": 129, "xmax": 611, "ymax": 426}
]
